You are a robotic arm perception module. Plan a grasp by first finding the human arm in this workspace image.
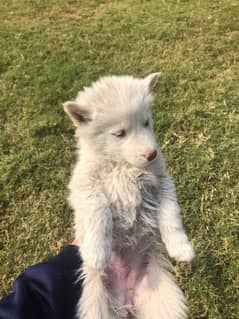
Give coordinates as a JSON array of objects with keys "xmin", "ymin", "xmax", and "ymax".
[{"xmin": 0, "ymin": 245, "xmax": 82, "ymax": 319}]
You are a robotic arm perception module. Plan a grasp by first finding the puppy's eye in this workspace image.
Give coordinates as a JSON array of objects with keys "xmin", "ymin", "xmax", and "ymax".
[
  {"xmin": 112, "ymin": 129, "xmax": 126, "ymax": 138},
  {"xmin": 144, "ymin": 119, "xmax": 149, "ymax": 127}
]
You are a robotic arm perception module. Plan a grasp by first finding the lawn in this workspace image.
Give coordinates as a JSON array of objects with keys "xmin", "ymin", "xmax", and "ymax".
[{"xmin": 0, "ymin": 0, "xmax": 238, "ymax": 318}]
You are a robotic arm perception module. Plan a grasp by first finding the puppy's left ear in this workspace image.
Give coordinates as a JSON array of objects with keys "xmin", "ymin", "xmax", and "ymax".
[
  {"xmin": 144, "ymin": 72, "xmax": 161, "ymax": 92},
  {"xmin": 63, "ymin": 101, "xmax": 92, "ymax": 127}
]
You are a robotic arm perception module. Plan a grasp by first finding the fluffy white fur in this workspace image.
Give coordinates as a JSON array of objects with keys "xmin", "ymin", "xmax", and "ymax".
[{"xmin": 64, "ymin": 73, "xmax": 195, "ymax": 319}]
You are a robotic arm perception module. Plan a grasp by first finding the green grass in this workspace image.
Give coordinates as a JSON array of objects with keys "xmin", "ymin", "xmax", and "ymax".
[{"xmin": 0, "ymin": 0, "xmax": 238, "ymax": 317}]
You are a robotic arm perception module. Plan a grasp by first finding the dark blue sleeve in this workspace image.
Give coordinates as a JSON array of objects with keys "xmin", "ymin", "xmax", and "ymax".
[{"xmin": 0, "ymin": 245, "xmax": 83, "ymax": 319}]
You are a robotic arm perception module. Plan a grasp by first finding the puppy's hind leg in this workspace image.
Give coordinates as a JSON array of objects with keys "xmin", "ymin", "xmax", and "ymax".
[
  {"xmin": 76, "ymin": 264, "xmax": 122, "ymax": 319},
  {"xmin": 76, "ymin": 264, "xmax": 109, "ymax": 319},
  {"xmin": 134, "ymin": 257, "xmax": 187, "ymax": 319}
]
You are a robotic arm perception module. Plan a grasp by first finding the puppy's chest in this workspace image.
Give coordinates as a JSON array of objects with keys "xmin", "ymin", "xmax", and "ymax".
[{"xmin": 105, "ymin": 168, "xmax": 159, "ymax": 233}]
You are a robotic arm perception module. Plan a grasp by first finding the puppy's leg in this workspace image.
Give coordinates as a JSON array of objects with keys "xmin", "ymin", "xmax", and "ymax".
[
  {"xmin": 74, "ymin": 194, "xmax": 113, "ymax": 270},
  {"xmin": 77, "ymin": 265, "xmax": 110, "ymax": 319},
  {"xmin": 158, "ymin": 175, "xmax": 195, "ymax": 262},
  {"xmin": 72, "ymin": 188, "xmax": 115, "ymax": 318},
  {"xmin": 77, "ymin": 264, "xmax": 126, "ymax": 319},
  {"xmin": 134, "ymin": 257, "xmax": 187, "ymax": 319}
]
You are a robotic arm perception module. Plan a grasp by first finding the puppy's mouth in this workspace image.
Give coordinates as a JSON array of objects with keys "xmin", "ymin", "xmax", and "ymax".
[
  {"xmin": 143, "ymin": 153, "xmax": 158, "ymax": 164},
  {"xmin": 131, "ymin": 159, "xmax": 157, "ymax": 170}
]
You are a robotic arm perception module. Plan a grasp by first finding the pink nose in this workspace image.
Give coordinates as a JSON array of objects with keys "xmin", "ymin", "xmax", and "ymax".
[{"xmin": 144, "ymin": 149, "xmax": 157, "ymax": 161}]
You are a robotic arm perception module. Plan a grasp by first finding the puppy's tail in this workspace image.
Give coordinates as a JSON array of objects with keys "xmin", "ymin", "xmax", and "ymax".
[{"xmin": 76, "ymin": 264, "xmax": 111, "ymax": 319}]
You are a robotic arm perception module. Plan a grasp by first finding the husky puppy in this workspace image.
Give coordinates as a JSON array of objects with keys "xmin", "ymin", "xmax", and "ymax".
[{"xmin": 64, "ymin": 73, "xmax": 195, "ymax": 319}]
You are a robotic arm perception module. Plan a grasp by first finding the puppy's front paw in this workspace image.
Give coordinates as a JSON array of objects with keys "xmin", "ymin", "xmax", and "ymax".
[
  {"xmin": 166, "ymin": 241, "xmax": 195, "ymax": 262},
  {"xmin": 81, "ymin": 243, "xmax": 111, "ymax": 269},
  {"xmin": 86, "ymin": 252, "xmax": 105, "ymax": 269}
]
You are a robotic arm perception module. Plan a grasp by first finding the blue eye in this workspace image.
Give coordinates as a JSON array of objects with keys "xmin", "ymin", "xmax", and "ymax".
[
  {"xmin": 112, "ymin": 129, "xmax": 126, "ymax": 138},
  {"xmin": 144, "ymin": 119, "xmax": 149, "ymax": 127}
]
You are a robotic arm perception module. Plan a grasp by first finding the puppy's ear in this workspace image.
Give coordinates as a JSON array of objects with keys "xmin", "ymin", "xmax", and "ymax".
[
  {"xmin": 63, "ymin": 101, "xmax": 91, "ymax": 126},
  {"xmin": 144, "ymin": 72, "xmax": 161, "ymax": 92}
]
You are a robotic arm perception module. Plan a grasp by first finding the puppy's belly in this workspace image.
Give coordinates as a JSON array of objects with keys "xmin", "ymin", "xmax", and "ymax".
[{"xmin": 103, "ymin": 245, "xmax": 152, "ymax": 310}]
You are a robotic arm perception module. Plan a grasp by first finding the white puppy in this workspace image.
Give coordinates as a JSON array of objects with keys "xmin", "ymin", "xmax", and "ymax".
[{"xmin": 64, "ymin": 73, "xmax": 195, "ymax": 319}]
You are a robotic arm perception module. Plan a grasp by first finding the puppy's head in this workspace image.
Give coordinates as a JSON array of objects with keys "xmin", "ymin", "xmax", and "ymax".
[{"xmin": 64, "ymin": 73, "xmax": 160, "ymax": 168}]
